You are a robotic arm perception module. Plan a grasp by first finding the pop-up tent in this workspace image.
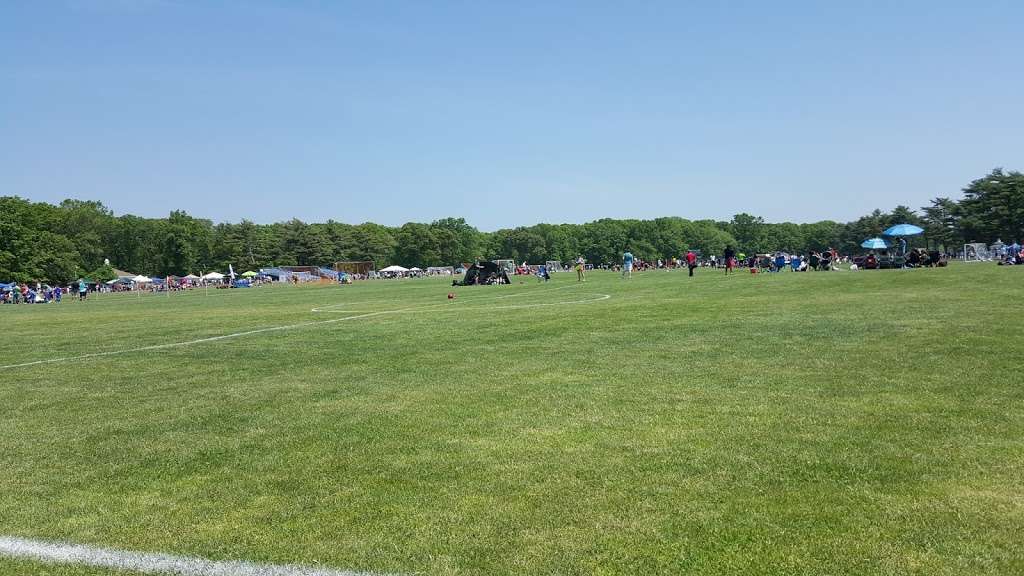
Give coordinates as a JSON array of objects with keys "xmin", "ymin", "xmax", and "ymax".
[
  {"xmin": 379, "ymin": 265, "xmax": 409, "ymax": 273},
  {"xmin": 202, "ymin": 272, "xmax": 225, "ymax": 281},
  {"xmin": 132, "ymin": 275, "xmax": 152, "ymax": 283},
  {"xmin": 454, "ymin": 261, "xmax": 510, "ymax": 286}
]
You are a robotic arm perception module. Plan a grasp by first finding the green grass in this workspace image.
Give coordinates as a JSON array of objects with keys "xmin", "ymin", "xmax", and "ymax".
[{"xmin": 1, "ymin": 264, "xmax": 1022, "ymax": 575}]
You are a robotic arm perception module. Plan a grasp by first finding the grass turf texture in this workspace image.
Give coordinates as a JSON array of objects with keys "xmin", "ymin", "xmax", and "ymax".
[{"xmin": 1, "ymin": 264, "xmax": 1022, "ymax": 576}]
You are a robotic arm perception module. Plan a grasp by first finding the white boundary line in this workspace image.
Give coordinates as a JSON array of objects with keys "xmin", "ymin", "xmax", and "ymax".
[
  {"xmin": 1, "ymin": 288, "xmax": 610, "ymax": 370},
  {"xmin": 310, "ymin": 283, "xmax": 587, "ymax": 313},
  {"xmin": 0, "ymin": 536, "xmax": 387, "ymax": 576},
  {"xmin": 0, "ymin": 308, "xmax": 416, "ymax": 370},
  {"xmin": 478, "ymin": 293, "xmax": 610, "ymax": 310}
]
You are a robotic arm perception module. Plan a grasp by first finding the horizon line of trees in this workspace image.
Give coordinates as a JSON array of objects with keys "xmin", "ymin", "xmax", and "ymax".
[{"xmin": 2, "ymin": 168, "xmax": 1021, "ymax": 285}]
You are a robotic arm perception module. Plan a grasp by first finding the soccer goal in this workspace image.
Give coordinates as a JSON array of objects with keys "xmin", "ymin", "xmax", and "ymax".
[
  {"xmin": 962, "ymin": 243, "xmax": 990, "ymax": 262},
  {"xmin": 494, "ymin": 259, "xmax": 516, "ymax": 275},
  {"xmin": 545, "ymin": 260, "xmax": 566, "ymax": 272}
]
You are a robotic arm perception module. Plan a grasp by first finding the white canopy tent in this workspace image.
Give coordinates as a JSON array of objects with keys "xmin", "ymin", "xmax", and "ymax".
[
  {"xmin": 132, "ymin": 275, "xmax": 152, "ymax": 283},
  {"xmin": 201, "ymin": 272, "xmax": 225, "ymax": 281},
  {"xmin": 409, "ymin": 267, "xmax": 423, "ymax": 272},
  {"xmin": 183, "ymin": 274, "xmax": 200, "ymax": 280},
  {"xmin": 379, "ymin": 265, "xmax": 409, "ymax": 273}
]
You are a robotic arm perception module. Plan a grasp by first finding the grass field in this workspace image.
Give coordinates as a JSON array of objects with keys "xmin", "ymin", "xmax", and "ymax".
[{"xmin": 1, "ymin": 264, "xmax": 1022, "ymax": 575}]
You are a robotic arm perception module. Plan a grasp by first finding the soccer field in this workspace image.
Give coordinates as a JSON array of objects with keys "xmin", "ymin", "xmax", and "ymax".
[{"xmin": 1, "ymin": 265, "xmax": 1022, "ymax": 576}]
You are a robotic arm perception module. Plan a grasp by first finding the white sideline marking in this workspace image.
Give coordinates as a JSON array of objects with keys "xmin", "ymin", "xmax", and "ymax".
[
  {"xmin": 310, "ymin": 283, "xmax": 582, "ymax": 313},
  {"xmin": 0, "ymin": 536, "xmax": 384, "ymax": 576},
  {"xmin": 483, "ymin": 293, "xmax": 610, "ymax": 310},
  {"xmin": 1, "ymin": 288, "xmax": 610, "ymax": 370},
  {"xmin": 0, "ymin": 307, "xmax": 416, "ymax": 370}
]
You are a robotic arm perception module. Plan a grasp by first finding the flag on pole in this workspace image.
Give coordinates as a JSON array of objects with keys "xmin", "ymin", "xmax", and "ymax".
[{"xmin": 229, "ymin": 264, "xmax": 236, "ymax": 280}]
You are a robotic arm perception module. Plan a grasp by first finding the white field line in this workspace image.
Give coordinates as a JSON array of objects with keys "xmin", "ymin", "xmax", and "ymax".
[
  {"xmin": 315, "ymin": 292, "xmax": 610, "ymax": 314},
  {"xmin": 0, "ymin": 307, "xmax": 417, "ymax": 370},
  {"xmin": 1, "ymin": 288, "xmax": 610, "ymax": 370},
  {"xmin": 310, "ymin": 282, "xmax": 583, "ymax": 313},
  {"xmin": 0, "ymin": 536, "xmax": 386, "ymax": 576},
  {"xmin": 480, "ymin": 293, "xmax": 610, "ymax": 310}
]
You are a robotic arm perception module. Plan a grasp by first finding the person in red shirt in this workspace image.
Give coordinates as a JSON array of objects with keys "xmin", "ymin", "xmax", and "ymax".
[{"xmin": 685, "ymin": 250, "xmax": 697, "ymax": 277}]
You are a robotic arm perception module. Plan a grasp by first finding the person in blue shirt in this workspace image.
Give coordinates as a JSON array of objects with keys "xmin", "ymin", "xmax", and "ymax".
[
  {"xmin": 54, "ymin": 285, "xmax": 62, "ymax": 303},
  {"xmin": 536, "ymin": 265, "xmax": 550, "ymax": 283},
  {"xmin": 622, "ymin": 250, "xmax": 634, "ymax": 279},
  {"xmin": 78, "ymin": 279, "xmax": 88, "ymax": 301}
]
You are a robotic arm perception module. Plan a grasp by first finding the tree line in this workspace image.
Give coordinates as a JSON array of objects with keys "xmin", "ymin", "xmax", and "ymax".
[{"xmin": 2, "ymin": 168, "xmax": 1020, "ymax": 285}]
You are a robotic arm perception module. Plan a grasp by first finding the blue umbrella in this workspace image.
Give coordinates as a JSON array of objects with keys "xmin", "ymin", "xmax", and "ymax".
[
  {"xmin": 861, "ymin": 237, "xmax": 891, "ymax": 249},
  {"xmin": 883, "ymin": 223, "xmax": 924, "ymax": 236}
]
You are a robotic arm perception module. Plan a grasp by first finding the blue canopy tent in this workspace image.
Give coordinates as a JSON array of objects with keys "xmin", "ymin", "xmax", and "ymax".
[
  {"xmin": 318, "ymin": 267, "xmax": 340, "ymax": 280},
  {"xmin": 883, "ymin": 224, "xmax": 924, "ymax": 237},
  {"xmin": 883, "ymin": 224, "xmax": 923, "ymax": 262},
  {"xmin": 861, "ymin": 238, "xmax": 891, "ymax": 250}
]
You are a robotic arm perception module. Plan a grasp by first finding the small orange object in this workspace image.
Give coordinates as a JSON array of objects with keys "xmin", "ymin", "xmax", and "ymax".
[{"xmin": 447, "ymin": 292, "xmax": 455, "ymax": 300}]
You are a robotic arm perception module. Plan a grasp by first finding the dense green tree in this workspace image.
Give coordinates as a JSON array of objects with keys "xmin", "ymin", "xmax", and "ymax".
[
  {"xmin": 489, "ymin": 227, "xmax": 546, "ymax": 263},
  {"xmin": 841, "ymin": 209, "xmax": 889, "ymax": 253},
  {"xmin": 729, "ymin": 213, "xmax": 766, "ymax": 253},
  {"xmin": 394, "ymin": 222, "xmax": 442, "ymax": 267},
  {"xmin": 430, "ymin": 217, "xmax": 481, "ymax": 265},
  {"xmin": 957, "ymin": 168, "xmax": 1024, "ymax": 244},
  {"xmin": 57, "ymin": 199, "xmax": 115, "ymax": 271},
  {"xmin": 349, "ymin": 223, "xmax": 397, "ymax": 267},
  {"xmin": 579, "ymin": 219, "xmax": 629, "ymax": 264},
  {"xmin": 531, "ymin": 223, "xmax": 579, "ymax": 262},
  {"xmin": 680, "ymin": 221, "xmax": 737, "ymax": 257},
  {"xmin": 799, "ymin": 221, "xmax": 844, "ymax": 253},
  {"xmin": 16, "ymin": 230, "xmax": 81, "ymax": 284},
  {"xmin": 0, "ymin": 167, "xmax": 1018, "ymax": 280},
  {"xmin": 761, "ymin": 222, "xmax": 803, "ymax": 254},
  {"xmin": 282, "ymin": 219, "xmax": 334, "ymax": 266},
  {"xmin": 85, "ymin": 263, "xmax": 117, "ymax": 283},
  {"xmin": 920, "ymin": 198, "xmax": 960, "ymax": 251}
]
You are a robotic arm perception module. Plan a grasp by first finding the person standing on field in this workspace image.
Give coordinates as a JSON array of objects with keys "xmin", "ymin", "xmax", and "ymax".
[
  {"xmin": 723, "ymin": 246, "xmax": 736, "ymax": 275},
  {"xmin": 686, "ymin": 250, "xmax": 697, "ymax": 277},
  {"xmin": 622, "ymin": 250, "xmax": 634, "ymax": 279},
  {"xmin": 78, "ymin": 278, "xmax": 87, "ymax": 301},
  {"xmin": 575, "ymin": 255, "xmax": 586, "ymax": 282}
]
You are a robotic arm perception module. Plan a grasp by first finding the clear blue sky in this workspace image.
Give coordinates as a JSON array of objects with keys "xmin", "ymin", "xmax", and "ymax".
[{"xmin": 2, "ymin": 1, "xmax": 1021, "ymax": 230}]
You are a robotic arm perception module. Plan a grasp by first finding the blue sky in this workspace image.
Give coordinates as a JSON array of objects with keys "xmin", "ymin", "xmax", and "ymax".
[{"xmin": 2, "ymin": 1, "xmax": 1021, "ymax": 230}]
